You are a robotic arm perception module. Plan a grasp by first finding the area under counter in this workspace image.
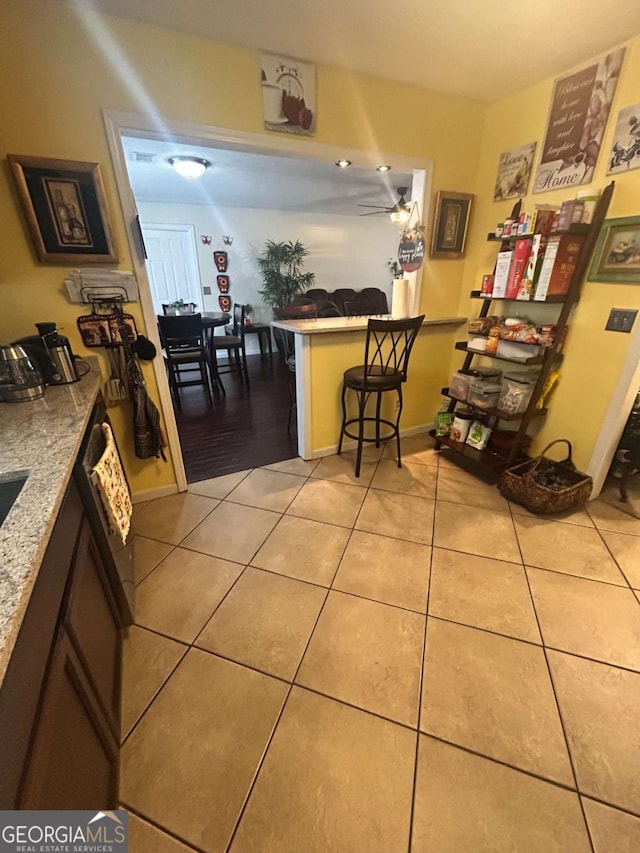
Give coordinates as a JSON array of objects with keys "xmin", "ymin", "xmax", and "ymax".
[
  {"xmin": 271, "ymin": 316, "xmax": 467, "ymax": 459},
  {"xmin": 0, "ymin": 359, "xmax": 102, "ymax": 689}
]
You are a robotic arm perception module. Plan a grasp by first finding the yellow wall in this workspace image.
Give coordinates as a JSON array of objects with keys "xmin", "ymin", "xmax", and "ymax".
[
  {"xmin": 0, "ymin": 0, "xmax": 484, "ymax": 492},
  {"xmin": 459, "ymin": 36, "xmax": 640, "ymax": 471}
]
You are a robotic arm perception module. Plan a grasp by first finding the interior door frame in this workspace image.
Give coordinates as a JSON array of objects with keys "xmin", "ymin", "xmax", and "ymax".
[{"xmin": 103, "ymin": 109, "xmax": 433, "ymax": 490}]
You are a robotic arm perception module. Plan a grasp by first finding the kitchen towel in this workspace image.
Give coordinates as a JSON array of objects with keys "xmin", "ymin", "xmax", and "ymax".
[
  {"xmin": 392, "ymin": 278, "xmax": 409, "ymax": 318},
  {"xmin": 92, "ymin": 422, "xmax": 133, "ymax": 544}
]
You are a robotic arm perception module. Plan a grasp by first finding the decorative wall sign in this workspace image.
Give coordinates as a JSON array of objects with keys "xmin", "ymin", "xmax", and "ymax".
[
  {"xmin": 430, "ymin": 191, "xmax": 474, "ymax": 259},
  {"xmin": 588, "ymin": 216, "xmax": 640, "ymax": 283},
  {"xmin": 260, "ymin": 53, "xmax": 316, "ymax": 136},
  {"xmin": 8, "ymin": 154, "xmax": 118, "ymax": 264},
  {"xmin": 607, "ymin": 103, "xmax": 640, "ymax": 174},
  {"xmin": 534, "ymin": 47, "xmax": 625, "ymax": 193},
  {"xmin": 218, "ymin": 295, "xmax": 231, "ymax": 312},
  {"xmin": 216, "ymin": 275, "xmax": 230, "ymax": 293},
  {"xmin": 214, "ymin": 251, "xmax": 228, "ymax": 272},
  {"xmin": 493, "ymin": 142, "xmax": 537, "ymax": 201},
  {"xmin": 398, "ymin": 225, "xmax": 426, "ymax": 273}
]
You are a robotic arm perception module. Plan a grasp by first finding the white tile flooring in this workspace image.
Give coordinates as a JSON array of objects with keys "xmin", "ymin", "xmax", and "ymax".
[{"xmin": 121, "ymin": 435, "xmax": 640, "ymax": 852}]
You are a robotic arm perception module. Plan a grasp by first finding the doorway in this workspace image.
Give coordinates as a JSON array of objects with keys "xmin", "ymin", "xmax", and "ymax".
[{"xmin": 104, "ymin": 111, "xmax": 432, "ymax": 491}]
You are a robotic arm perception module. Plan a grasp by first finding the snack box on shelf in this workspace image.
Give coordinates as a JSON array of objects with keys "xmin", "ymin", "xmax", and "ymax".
[
  {"xmin": 498, "ymin": 373, "xmax": 536, "ymax": 414},
  {"xmin": 496, "ymin": 339, "xmax": 542, "ymax": 361},
  {"xmin": 468, "ymin": 381, "xmax": 502, "ymax": 409}
]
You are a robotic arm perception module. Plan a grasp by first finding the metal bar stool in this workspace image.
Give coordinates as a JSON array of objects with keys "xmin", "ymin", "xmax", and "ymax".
[{"xmin": 337, "ymin": 315, "xmax": 425, "ymax": 477}]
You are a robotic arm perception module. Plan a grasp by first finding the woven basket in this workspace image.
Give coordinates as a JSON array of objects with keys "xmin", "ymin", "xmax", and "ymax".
[{"xmin": 498, "ymin": 439, "xmax": 593, "ymax": 514}]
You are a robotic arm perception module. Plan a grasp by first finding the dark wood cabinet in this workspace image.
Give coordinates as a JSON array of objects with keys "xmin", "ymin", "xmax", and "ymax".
[{"xmin": 0, "ymin": 477, "xmax": 123, "ymax": 809}]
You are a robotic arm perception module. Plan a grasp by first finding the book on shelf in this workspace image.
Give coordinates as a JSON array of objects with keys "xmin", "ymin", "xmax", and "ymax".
[
  {"xmin": 505, "ymin": 239, "xmax": 532, "ymax": 299},
  {"xmin": 517, "ymin": 234, "xmax": 547, "ymax": 300},
  {"xmin": 493, "ymin": 250, "xmax": 513, "ymax": 298},
  {"xmin": 534, "ymin": 234, "xmax": 585, "ymax": 301}
]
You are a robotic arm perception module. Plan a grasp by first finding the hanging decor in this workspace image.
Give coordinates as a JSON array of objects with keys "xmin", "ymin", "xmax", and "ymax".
[
  {"xmin": 607, "ymin": 102, "xmax": 640, "ymax": 174},
  {"xmin": 493, "ymin": 142, "xmax": 537, "ymax": 201},
  {"xmin": 201, "ymin": 235, "xmax": 212, "ymax": 245},
  {"xmin": 534, "ymin": 47, "xmax": 625, "ymax": 192},
  {"xmin": 430, "ymin": 191, "xmax": 473, "ymax": 259},
  {"xmin": 397, "ymin": 201, "xmax": 426, "ymax": 272},
  {"xmin": 214, "ymin": 250, "xmax": 228, "ymax": 272},
  {"xmin": 216, "ymin": 275, "xmax": 230, "ymax": 293},
  {"xmin": 260, "ymin": 53, "xmax": 316, "ymax": 136},
  {"xmin": 218, "ymin": 295, "xmax": 231, "ymax": 312},
  {"xmin": 223, "ymin": 235, "xmax": 234, "ymax": 245}
]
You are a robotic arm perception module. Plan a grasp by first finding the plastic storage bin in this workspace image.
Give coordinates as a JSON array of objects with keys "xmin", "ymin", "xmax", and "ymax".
[
  {"xmin": 450, "ymin": 368, "xmax": 501, "ymax": 401},
  {"xmin": 468, "ymin": 381, "xmax": 502, "ymax": 409},
  {"xmin": 498, "ymin": 374, "xmax": 536, "ymax": 415}
]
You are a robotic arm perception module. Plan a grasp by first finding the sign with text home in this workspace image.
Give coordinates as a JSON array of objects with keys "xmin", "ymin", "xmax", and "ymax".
[{"xmin": 534, "ymin": 47, "xmax": 625, "ymax": 193}]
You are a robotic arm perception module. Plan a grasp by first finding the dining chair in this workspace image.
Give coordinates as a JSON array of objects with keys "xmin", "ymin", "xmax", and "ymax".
[
  {"xmin": 337, "ymin": 315, "xmax": 425, "ymax": 476},
  {"xmin": 210, "ymin": 303, "xmax": 249, "ymax": 385},
  {"xmin": 161, "ymin": 302, "xmax": 197, "ymax": 315},
  {"xmin": 331, "ymin": 288, "xmax": 357, "ymax": 314},
  {"xmin": 157, "ymin": 313, "xmax": 213, "ymax": 410},
  {"xmin": 273, "ymin": 303, "xmax": 318, "ymax": 434}
]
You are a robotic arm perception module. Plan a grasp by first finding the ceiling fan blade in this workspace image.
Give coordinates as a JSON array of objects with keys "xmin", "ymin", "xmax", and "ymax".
[
  {"xmin": 356, "ymin": 203, "xmax": 390, "ymax": 209},
  {"xmin": 359, "ymin": 210, "xmax": 387, "ymax": 216}
]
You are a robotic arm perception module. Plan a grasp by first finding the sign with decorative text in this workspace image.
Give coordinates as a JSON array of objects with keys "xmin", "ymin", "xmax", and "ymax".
[{"xmin": 534, "ymin": 48, "xmax": 625, "ymax": 193}]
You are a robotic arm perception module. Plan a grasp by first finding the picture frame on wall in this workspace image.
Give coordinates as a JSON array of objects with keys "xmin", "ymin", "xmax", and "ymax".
[
  {"xmin": 8, "ymin": 154, "xmax": 118, "ymax": 264},
  {"xmin": 588, "ymin": 216, "xmax": 640, "ymax": 283},
  {"xmin": 430, "ymin": 191, "xmax": 474, "ymax": 259}
]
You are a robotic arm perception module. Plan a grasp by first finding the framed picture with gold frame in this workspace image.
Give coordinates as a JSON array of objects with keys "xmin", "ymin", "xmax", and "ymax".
[
  {"xmin": 430, "ymin": 190, "xmax": 474, "ymax": 259},
  {"xmin": 8, "ymin": 154, "xmax": 118, "ymax": 264}
]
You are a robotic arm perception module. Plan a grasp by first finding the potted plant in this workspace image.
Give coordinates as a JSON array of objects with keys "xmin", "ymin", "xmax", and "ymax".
[
  {"xmin": 256, "ymin": 240, "xmax": 315, "ymax": 308},
  {"xmin": 244, "ymin": 304, "xmax": 254, "ymax": 325},
  {"xmin": 167, "ymin": 299, "xmax": 196, "ymax": 315}
]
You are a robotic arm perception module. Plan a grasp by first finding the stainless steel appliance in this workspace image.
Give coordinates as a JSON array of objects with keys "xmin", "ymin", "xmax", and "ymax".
[
  {"xmin": 35, "ymin": 322, "xmax": 80, "ymax": 384},
  {"xmin": 0, "ymin": 344, "xmax": 45, "ymax": 402},
  {"xmin": 74, "ymin": 394, "xmax": 134, "ymax": 624}
]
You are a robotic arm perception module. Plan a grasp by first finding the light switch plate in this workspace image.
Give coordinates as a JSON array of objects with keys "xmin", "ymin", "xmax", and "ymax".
[
  {"xmin": 605, "ymin": 308, "xmax": 637, "ymax": 333},
  {"xmin": 203, "ymin": 286, "xmax": 212, "ymax": 295}
]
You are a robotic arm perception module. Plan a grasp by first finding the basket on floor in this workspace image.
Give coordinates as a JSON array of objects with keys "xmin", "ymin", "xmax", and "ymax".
[{"xmin": 498, "ymin": 439, "xmax": 592, "ymax": 514}]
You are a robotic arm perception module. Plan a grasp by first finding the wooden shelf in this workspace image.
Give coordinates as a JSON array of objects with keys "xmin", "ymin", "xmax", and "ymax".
[
  {"xmin": 470, "ymin": 290, "xmax": 567, "ymax": 303},
  {"xmin": 429, "ymin": 430, "xmax": 512, "ymax": 474},
  {"xmin": 440, "ymin": 388, "xmax": 548, "ymax": 422},
  {"xmin": 454, "ymin": 341, "xmax": 563, "ymax": 366}
]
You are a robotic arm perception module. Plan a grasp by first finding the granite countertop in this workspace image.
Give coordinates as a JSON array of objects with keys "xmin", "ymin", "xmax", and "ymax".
[
  {"xmin": 0, "ymin": 359, "xmax": 102, "ymax": 689},
  {"xmin": 271, "ymin": 315, "xmax": 467, "ymax": 335}
]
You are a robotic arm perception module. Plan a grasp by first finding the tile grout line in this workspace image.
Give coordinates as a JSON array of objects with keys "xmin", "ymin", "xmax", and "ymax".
[
  {"xmin": 514, "ymin": 509, "xmax": 597, "ymax": 853},
  {"xmin": 407, "ymin": 452, "xmax": 439, "ymax": 853},
  {"xmin": 121, "ymin": 801, "xmax": 206, "ymax": 852}
]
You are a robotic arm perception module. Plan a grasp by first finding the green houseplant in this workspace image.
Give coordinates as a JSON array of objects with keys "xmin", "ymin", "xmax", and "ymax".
[{"xmin": 256, "ymin": 240, "xmax": 315, "ymax": 307}]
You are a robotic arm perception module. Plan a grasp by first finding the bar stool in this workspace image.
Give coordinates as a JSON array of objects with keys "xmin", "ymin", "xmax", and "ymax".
[{"xmin": 337, "ymin": 315, "xmax": 425, "ymax": 477}]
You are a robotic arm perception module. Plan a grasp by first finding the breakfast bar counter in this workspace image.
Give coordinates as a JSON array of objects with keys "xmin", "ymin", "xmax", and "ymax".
[{"xmin": 271, "ymin": 315, "xmax": 467, "ymax": 459}]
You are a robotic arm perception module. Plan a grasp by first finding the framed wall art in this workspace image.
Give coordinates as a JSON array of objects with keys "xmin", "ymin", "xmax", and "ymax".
[
  {"xmin": 430, "ymin": 191, "xmax": 474, "ymax": 259},
  {"xmin": 8, "ymin": 154, "xmax": 118, "ymax": 264},
  {"xmin": 588, "ymin": 216, "xmax": 640, "ymax": 283},
  {"xmin": 260, "ymin": 53, "xmax": 316, "ymax": 136}
]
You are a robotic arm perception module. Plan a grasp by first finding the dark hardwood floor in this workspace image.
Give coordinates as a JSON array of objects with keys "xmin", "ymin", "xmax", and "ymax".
[{"xmin": 173, "ymin": 353, "xmax": 299, "ymax": 482}]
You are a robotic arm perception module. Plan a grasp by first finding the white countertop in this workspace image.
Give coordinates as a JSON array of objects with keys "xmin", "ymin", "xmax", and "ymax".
[{"xmin": 271, "ymin": 315, "xmax": 467, "ymax": 335}]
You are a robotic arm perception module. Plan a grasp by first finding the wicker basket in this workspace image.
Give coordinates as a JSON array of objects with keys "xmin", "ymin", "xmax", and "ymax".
[{"xmin": 498, "ymin": 439, "xmax": 593, "ymax": 514}]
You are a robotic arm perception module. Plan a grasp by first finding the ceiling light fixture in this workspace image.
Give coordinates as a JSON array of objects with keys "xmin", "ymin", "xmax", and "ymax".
[
  {"xmin": 335, "ymin": 159, "xmax": 352, "ymax": 168},
  {"xmin": 376, "ymin": 165, "xmax": 391, "ymax": 172},
  {"xmin": 168, "ymin": 156, "xmax": 210, "ymax": 179},
  {"xmin": 390, "ymin": 207, "xmax": 411, "ymax": 224}
]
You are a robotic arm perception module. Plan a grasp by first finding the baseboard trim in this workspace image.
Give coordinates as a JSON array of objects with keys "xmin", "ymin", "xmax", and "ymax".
[
  {"xmin": 309, "ymin": 422, "xmax": 434, "ymax": 459},
  {"xmin": 131, "ymin": 483, "xmax": 179, "ymax": 503}
]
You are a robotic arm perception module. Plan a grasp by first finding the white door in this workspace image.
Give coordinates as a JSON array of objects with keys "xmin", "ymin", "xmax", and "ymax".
[{"xmin": 140, "ymin": 224, "xmax": 202, "ymax": 314}]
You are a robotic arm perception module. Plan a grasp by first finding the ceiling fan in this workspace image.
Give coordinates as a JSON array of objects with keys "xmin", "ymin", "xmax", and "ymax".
[{"xmin": 358, "ymin": 186, "xmax": 411, "ymax": 217}]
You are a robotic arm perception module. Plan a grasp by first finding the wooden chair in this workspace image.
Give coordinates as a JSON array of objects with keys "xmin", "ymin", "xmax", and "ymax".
[
  {"xmin": 331, "ymin": 288, "xmax": 357, "ymax": 314},
  {"xmin": 161, "ymin": 302, "xmax": 197, "ymax": 315},
  {"xmin": 337, "ymin": 315, "xmax": 425, "ymax": 476},
  {"xmin": 157, "ymin": 313, "xmax": 213, "ymax": 410},
  {"xmin": 273, "ymin": 304, "xmax": 318, "ymax": 434},
  {"xmin": 210, "ymin": 303, "xmax": 249, "ymax": 386}
]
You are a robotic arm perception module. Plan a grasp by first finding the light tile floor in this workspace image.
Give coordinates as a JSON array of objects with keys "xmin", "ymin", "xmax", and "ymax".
[{"xmin": 122, "ymin": 435, "xmax": 640, "ymax": 852}]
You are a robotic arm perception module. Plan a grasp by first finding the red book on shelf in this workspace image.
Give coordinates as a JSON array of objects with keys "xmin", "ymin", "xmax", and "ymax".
[
  {"xmin": 505, "ymin": 239, "xmax": 532, "ymax": 299},
  {"xmin": 546, "ymin": 234, "xmax": 586, "ymax": 296}
]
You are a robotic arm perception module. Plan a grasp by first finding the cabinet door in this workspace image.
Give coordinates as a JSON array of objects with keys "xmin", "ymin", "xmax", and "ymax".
[
  {"xmin": 19, "ymin": 629, "xmax": 118, "ymax": 810},
  {"xmin": 65, "ymin": 519, "xmax": 122, "ymax": 733}
]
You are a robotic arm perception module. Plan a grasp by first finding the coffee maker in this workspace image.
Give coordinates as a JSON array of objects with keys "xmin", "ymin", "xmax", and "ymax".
[{"xmin": 13, "ymin": 322, "xmax": 80, "ymax": 385}]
